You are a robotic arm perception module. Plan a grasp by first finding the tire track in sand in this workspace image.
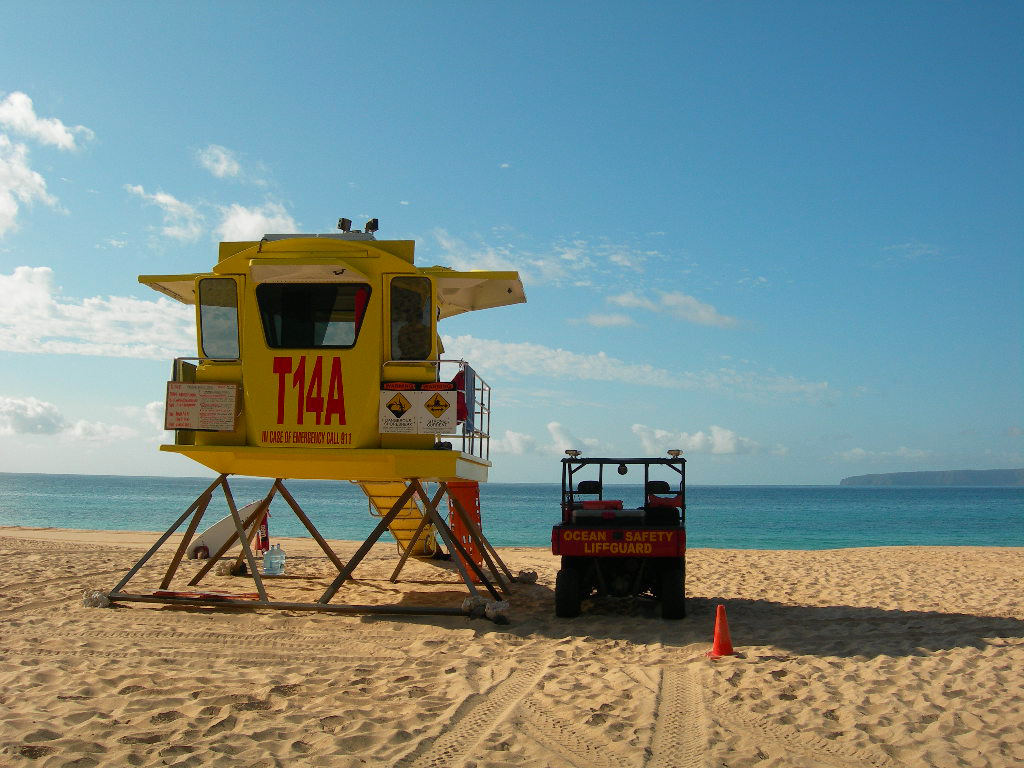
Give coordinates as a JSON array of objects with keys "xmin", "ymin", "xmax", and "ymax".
[
  {"xmin": 402, "ymin": 658, "xmax": 550, "ymax": 768},
  {"xmin": 648, "ymin": 665, "xmax": 708, "ymax": 768},
  {"xmin": 516, "ymin": 697, "xmax": 629, "ymax": 768},
  {"xmin": 711, "ymin": 701, "xmax": 901, "ymax": 768}
]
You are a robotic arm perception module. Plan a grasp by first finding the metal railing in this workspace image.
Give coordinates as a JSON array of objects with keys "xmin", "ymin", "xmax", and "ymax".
[{"xmin": 382, "ymin": 358, "xmax": 491, "ymax": 461}]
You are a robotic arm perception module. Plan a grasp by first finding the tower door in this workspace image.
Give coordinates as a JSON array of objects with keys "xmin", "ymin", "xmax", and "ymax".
[
  {"xmin": 243, "ymin": 277, "xmax": 378, "ymax": 449},
  {"xmin": 383, "ymin": 274, "xmax": 436, "ymax": 384}
]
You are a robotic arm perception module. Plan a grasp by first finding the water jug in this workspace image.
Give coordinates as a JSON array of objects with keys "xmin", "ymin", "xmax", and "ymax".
[{"xmin": 263, "ymin": 545, "xmax": 281, "ymax": 575}]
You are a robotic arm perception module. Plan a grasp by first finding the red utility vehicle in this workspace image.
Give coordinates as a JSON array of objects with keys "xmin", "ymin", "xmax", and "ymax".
[{"xmin": 551, "ymin": 452, "xmax": 686, "ymax": 619}]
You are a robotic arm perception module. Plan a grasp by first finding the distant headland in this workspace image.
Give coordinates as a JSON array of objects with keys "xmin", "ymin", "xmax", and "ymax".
[{"xmin": 840, "ymin": 468, "xmax": 1024, "ymax": 486}]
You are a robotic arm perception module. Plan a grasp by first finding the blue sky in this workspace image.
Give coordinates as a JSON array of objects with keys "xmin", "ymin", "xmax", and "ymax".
[{"xmin": 0, "ymin": 2, "xmax": 1020, "ymax": 484}]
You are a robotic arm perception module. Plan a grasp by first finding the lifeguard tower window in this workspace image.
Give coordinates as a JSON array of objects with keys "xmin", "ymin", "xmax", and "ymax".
[
  {"xmin": 257, "ymin": 283, "xmax": 370, "ymax": 349},
  {"xmin": 390, "ymin": 276, "xmax": 432, "ymax": 360},
  {"xmin": 198, "ymin": 278, "xmax": 239, "ymax": 359}
]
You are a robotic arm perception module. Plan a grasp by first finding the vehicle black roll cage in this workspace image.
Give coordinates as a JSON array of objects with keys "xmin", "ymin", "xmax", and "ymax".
[{"xmin": 560, "ymin": 456, "xmax": 686, "ymax": 517}]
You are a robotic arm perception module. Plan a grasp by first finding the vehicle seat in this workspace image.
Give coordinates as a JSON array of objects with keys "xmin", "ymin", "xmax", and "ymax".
[
  {"xmin": 572, "ymin": 480, "xmax": 623, "ymax": 513},
  {"xmin": 645, "ymin": 480, "xmax": 681, "ymax": 525}
]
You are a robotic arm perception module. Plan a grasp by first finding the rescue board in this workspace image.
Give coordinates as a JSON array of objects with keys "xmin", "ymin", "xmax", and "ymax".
[{"xmin": 192, "ymin": 500, "xmax": 264, "ymax": 557}]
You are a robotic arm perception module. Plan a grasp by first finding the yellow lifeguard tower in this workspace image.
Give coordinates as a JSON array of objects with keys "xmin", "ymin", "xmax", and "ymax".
[{"xmin": 108, "ymin": 219, "xmax": 526, "ymax": 618}]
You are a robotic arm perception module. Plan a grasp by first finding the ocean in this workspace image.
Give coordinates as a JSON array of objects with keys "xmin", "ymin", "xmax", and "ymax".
[{"xmin": 1, "ymin": 472, "xmax": 1021, "ymax": 550}]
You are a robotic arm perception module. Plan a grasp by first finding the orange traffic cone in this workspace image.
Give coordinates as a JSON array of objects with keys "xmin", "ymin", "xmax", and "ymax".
[{"xmin": 706, "ymin": 604, "xmax": 735, "ymax": 658}]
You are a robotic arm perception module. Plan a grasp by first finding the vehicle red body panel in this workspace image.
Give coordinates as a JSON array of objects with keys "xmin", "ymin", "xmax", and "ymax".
[{"xmin": 551, "ymin": 525, "xmax": 685, "ymax": 557}]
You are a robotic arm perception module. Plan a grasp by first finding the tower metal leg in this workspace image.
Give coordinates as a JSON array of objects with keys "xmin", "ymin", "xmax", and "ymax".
[
  {"xmin": 317, "ymin": 481, "xmax": 419, "ymax": 603},
  {"xmin": 188, "ymin": 480, "xmax": 276, "ymax": 587},
  {"xmin": 110, "ymin": 475, "xmax": 226, "ymax": 594}
]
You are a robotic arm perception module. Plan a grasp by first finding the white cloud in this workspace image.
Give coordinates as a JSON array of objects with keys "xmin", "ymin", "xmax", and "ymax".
[
  {"xmin": 489, "ymin": 419, "xmax": 612, "ymax": 457},
  {"xmin": 0, "ymin": 394, "xmax": 135, "ymax": 443},
  {"xmin": 0, "ymin": 135, "xmax": 58, "ymax": 236},
  {"xmin": 489, "ymin": 422, "xmax": 602, "ymax": 456},
  {"xmin": 144, "ymin": 401, "xmax": 166, "ymax": 430},
  {"xmin": 432, "ymin": 231, "xmax": 652, "ymax": 287},
  {"xmin": 198, "ymin": 144, "xmax": 241, "ymax": 178},
  {"xmin": 0, "ymin": 91, "xmax": 93, "ymax": 150},
  {"xmin": 0, "ymin": 396, "xmax": 65, "ymax": 435},
  {"xmin": 64, "ymin": 419, "xmax": 137, "ymax": 442},
  {"xmin": 838, "ymin": 446, "xmax": 934, "ymax": 462},
  {"xmin": 660, "ymin": 292, "xmax": 738, "ymax": 327},
  {"xmin": 547, "ymin": 422, "xmax": 601, "ymax": 455},
  {"xmin": 0, "ymin": 266, "xmax": 194, "ymax": 359},
  {"xmin": 125, "ymin": 184, "xmax": 204, "ymax": 241},
  {"xmin": 608, "ymin": 290, "xmax": 738, "ymax": 328},
  {"xmin": 0, "ymin": 93, "xmax": 91, "ymax": 236},
  {"xmin": 217, "ymin": 202, "xmax": 297, "ymax": 240},
  {"xmin": 632, "ymin": 423, "xmax": 761, "ymax": 455},
  {"xmin": 442, "ymin": 334, "xmax": 831, "ymax": 403},
  {"xmin": 445, "ymin": 333, "xmax": 679, "ymax": 388},
  {"xmin": 606, "ymin": 249, "xmax": 642, "ymax": 269},
  {"xmin": 434, "ymin": 229, "xmax": 523, "ymax": 272},
  {"xmin": 883, "ymin": 241, "xmax": 940, "ymax": 261},
  {"xmin": 490, "ymin": 429, "xmax": 538, "ymax": 455},
  {"xmin": 117, "ymin": 401, "xmax": 168, "ymax": 430},
  {"xmin": 607, "ymin": 291, "xmax": 657, "ymax": 312},
  {"xmin": 575, "ymin": 313, "xmax": 635, "ymax": 328}
]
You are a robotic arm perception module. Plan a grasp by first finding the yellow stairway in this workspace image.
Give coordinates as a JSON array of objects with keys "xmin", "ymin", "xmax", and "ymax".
[{"xmin": 357, "ymin": 481, "xmax": 438, "ymax": 557}]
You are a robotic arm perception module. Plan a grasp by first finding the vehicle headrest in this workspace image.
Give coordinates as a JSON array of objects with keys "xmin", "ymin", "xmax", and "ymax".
[
  {"xmin": 576, "ymin": 480, "xmax": 602, "ymax": 495},
  {"xmin": 646, "ymin": 480, "xmax": 672, "ymax": 494}
]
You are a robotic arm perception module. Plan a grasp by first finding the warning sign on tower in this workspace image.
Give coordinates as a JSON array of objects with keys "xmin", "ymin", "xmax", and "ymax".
[
  {"xmin": 378, "ymin": 389, "xmax": 457, "ymax": 434},
  {"xmin": 379, "ymin": 391, "xmax": 417, "ymax": 434},
  {"xmin": 420, "ymin": 389, "xmax": 455, "ymax": 434},
  {"xmin": 424, "ymin": 392, "xmax": 450, "ymax": 418},
  {"xmin": 386, "ymin": 392, "xmax": 412, "ymax": 418}
]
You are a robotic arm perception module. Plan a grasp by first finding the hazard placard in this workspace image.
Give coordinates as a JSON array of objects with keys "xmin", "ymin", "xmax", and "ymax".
[
  {"xmin": 417, "ymin": 390, "xmax": 456, "ymax": 434},
  {"xmin": 386, "ymin": 392, "xmax": 412, "ymax": 418},
  {"xmin": 379, "ymin": 391, "xmax": 418, "ymax": 434},
  {"xmin": 378, "ymin": 390, "xmax": 457, "ymax": 434},
  {"xmin": 424, "ymin": 392, "xmax": 450, "ymax": 418}
]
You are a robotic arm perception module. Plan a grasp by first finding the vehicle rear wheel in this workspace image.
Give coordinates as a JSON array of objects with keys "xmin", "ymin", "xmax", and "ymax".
[
  {"xmin": 555, "ymin": 567, "xmax": 583, "ymax": 618},
  {"xmin": 660, "ymin": 560, "xmax": 685, "ymax": 620}
]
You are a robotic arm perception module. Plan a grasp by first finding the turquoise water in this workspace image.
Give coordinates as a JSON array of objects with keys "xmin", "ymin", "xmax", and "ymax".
[{"xmin": 0, "ymin": 473, "xmax": 1021, "ymax": 550}]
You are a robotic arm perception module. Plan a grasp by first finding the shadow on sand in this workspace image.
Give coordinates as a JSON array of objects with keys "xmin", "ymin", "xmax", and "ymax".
[{"xmin": 463, "ymin": 583, "xmax": 1024, "ymax": 659}]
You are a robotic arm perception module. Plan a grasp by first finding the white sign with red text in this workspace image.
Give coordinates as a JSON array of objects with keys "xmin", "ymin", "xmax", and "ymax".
[{"xmin": 165, "ymin": 382, "xmax": 239, "ymax": 431}]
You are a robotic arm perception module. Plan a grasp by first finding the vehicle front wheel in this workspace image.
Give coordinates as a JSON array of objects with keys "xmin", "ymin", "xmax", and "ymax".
[
  {"xmin": 660, "ymin": 561, "xmax": 686, "ymax": 620},
  {"xmin": 555, "ymin": 567, "xmax": 583, "ymax": 618}
]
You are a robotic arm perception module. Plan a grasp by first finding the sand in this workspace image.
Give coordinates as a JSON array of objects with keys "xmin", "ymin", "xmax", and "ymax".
[{"xmin": 0, "ymin": 526, "xmax": 1021, "ymax": 768}]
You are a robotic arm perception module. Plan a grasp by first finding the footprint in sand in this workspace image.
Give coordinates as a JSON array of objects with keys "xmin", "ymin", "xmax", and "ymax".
[
  {"xmin": 24, "ymin": 728, "xmax": 61, "ymax": 742},
  {"xmin": 117, "ymin": 733, "xmax": 163, "ymax": 745},
  {"xmin": 151, "ymin": 710, "xmax": 183, "ymax": 724},
  {"xmin": 232, "ymin": 699, "xmax": 272, "ymax": 712},
  {"xmin": 203, "ymin": 714, "xmax": 237, "ymax": 736},
  {"xmin": 19, "ymin": 745, "xmax": 55, "ymax": 759}
]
